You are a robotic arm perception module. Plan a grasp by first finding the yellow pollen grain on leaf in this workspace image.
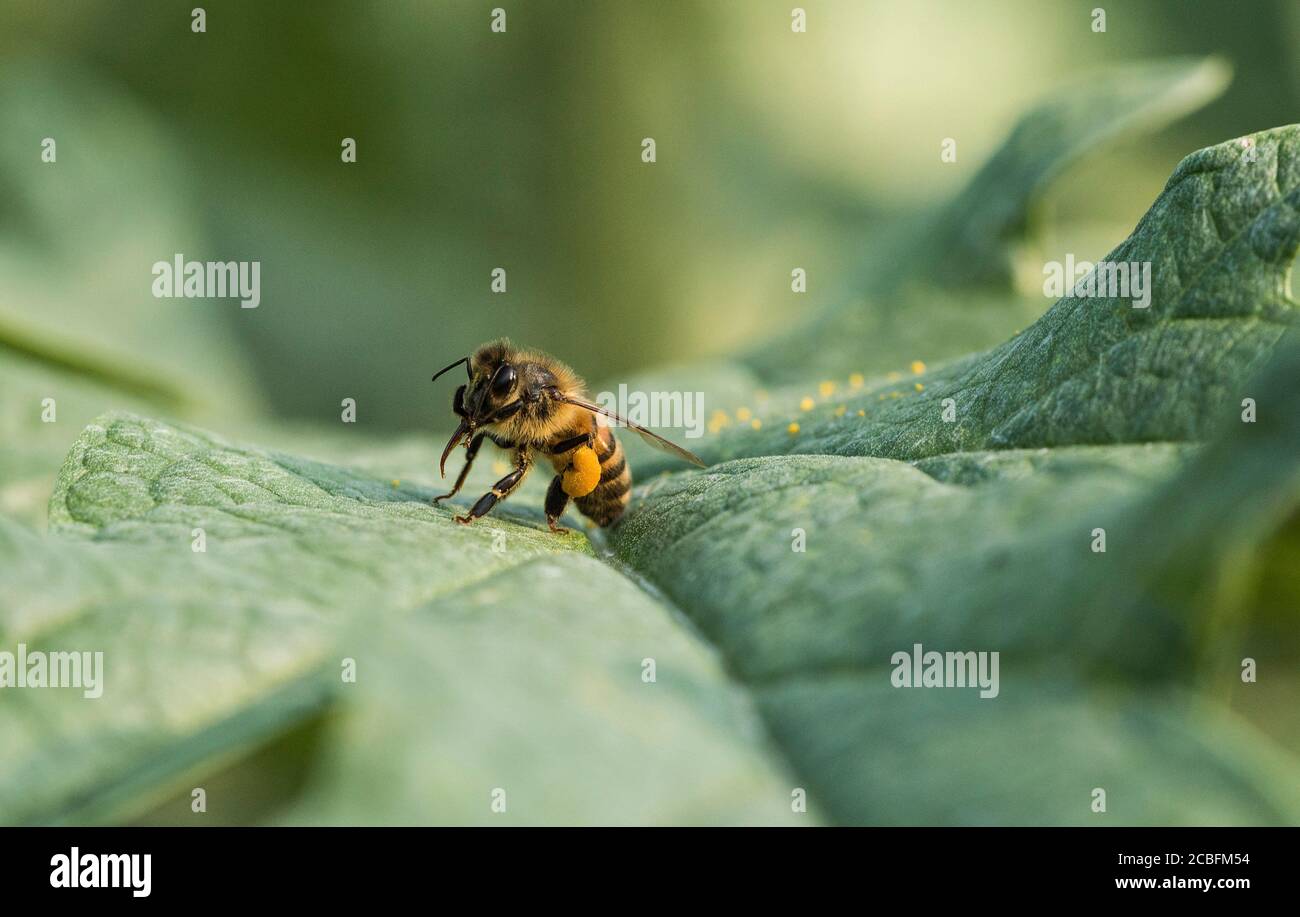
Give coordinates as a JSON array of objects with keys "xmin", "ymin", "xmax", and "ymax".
[
  {"xmin": 391, "ymin": 479, "xmax": 400, "ymax": 487},
  {"xmin": 910, "ymin": 360, "xmax": 926, "ymax": 375},
  {"xmin": 818, "ymin": 380, "xmax": 835, "ymax": 398},
  {"xmin": 750, "ymin": 418, "xmax": 762, "ymax": 430},
  {"xmin": 889, "ymin": 391, "xmax": 901, "ymax": 399},
  {"xmin": 735, "ymin": 406, "xmax": 752, "ymax": 422},
  {"xmin": 833, "ymin": 404, "xmax": 846, "ymax": 417},
  {"xmin": 799, "ymin": 396, "xmax": 815, "ymax": 411},
  {"xmin": 857, "ymin": 409, "xmax": 865, "ymax": 416},
  {"xmin": 886, "ymin": 371, "xmax": 902, "ymax": 382},
  {"xmin": 914, "ymin": 382, "xmax": 924, "ymax": 391},
  {"xmin": 849, "ymin": 372, "xmax": 864, "ymax": 389},
  {"xmin": 787, "ymin": 422, "xmax": 800, "ymax": 436}
]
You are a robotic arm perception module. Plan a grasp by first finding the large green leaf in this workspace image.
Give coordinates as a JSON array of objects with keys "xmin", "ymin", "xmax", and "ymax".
[
  {"xmin": 610, "ymin": 348, "xmax": 1300, "ymax": 823},
  {"xmin": 0, "ymin": 414, "xmax": 802, "ymax": 825},
  {"xmin": 605, "ymin": 120, "xmax": 1300, "ymax": 823}
]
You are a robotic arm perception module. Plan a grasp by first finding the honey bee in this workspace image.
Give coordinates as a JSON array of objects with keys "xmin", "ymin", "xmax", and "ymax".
[{"xmin": 430, "ymin": 339, "xmax": 704, "ymax": 532}]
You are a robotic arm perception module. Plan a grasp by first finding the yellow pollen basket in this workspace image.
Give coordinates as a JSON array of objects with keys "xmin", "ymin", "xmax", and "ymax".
[{"xmin": 562, "ymin": 445, "xmax": 602, "ymax": 497}]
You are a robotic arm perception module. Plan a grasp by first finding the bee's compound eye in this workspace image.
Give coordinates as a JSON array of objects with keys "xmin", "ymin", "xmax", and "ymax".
[{"xmin": 491, "ymin": 363, "xmax": 517, "ymax": 397}]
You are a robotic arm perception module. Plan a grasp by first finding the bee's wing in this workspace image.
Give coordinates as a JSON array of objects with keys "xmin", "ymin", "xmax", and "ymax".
[{"xmin": 550, "ymin": 392, "xmax": 706, "ymax": 468}]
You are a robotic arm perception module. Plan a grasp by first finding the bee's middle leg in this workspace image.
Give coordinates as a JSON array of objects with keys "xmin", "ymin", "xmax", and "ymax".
[
  {"xmin": 544, "ymin": 474, "xmax": 570, "ymax": 533},
  {"xmin": 455, "ymin": 451, "xmax": 531, "ymax": 524}
]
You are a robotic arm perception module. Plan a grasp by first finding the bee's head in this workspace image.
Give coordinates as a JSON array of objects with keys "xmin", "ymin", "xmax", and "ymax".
[
  {"xmin": 431, "ymin": 340, "xmax": 534, "ymax": 477},
  {"xmin": 463, "ymin": 341, "xmax": 520, "ymax": 423},
  {"xmin": 431, "ymin": 341, "xmax": 522, "ymax": 424}
]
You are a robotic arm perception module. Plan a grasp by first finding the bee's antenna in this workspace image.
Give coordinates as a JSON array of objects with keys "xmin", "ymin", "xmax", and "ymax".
[{"xmin": 431, "ymin": 357, "xmax": 469, "ymax": 383}]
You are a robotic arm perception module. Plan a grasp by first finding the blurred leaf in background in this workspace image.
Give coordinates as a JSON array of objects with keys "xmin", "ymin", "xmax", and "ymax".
[{"xmin": 3, "ymin": 0, "xmax": 1298, "ymax": 432}]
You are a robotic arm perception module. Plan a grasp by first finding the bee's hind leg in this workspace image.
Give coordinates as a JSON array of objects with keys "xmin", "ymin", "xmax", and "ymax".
[
  {"xmin": 544, "ymin": 475, "xmax": 570, "ymax": 534},
  {"xmin": 454, "ymin": 450, "xmax": 530, "ymax": 525}
]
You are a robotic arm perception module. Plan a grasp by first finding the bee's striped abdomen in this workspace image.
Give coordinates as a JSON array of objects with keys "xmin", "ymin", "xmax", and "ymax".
[{"xmin": 574, "ymin": 426, "xmax": 631, "ymax": 527}]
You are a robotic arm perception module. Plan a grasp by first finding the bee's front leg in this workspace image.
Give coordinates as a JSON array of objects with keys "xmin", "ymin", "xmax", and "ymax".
[
  {"xmin": 434, "ymin": 432, "xmax": 484, "ymax": 503},
  {"xmin": 455, "ymin": 449, "xmax": 531, "ymax": 524}
]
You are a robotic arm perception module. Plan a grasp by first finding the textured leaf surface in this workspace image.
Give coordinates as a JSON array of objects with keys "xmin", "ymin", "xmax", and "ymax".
[
  {"xmin": 610, "ymin": 352, "xmax": 1300, "ymax": 823},
  {"xmin": 0, "ymin": 349, "xmax": 161, "ymax": 527},
  {"xmin": 604, "ymin": 116, "xmax": 1300, "ymax": 821},
  {"xmin": 0, "ymin": 414, "xmax": 801, "ymax": 825}
]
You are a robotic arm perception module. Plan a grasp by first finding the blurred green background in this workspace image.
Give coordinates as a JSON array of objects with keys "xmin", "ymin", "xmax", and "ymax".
[{"xmin": 2, "ymin": 0, "xmax": 1298, "ymax": 435}]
